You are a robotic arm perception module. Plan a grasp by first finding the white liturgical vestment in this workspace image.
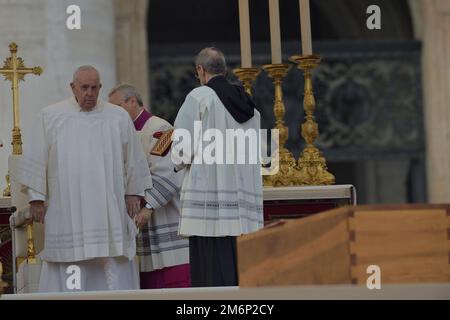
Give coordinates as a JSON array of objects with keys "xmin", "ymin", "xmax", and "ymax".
[
  {"xmin": 11, "ymin": 97, "xmax": 152, "ymax": 291},
  {"xmin": 135, "ymin": 114, "xmax": 189, "ymax": 272},
  {"xmin": 172, "ymin": 86, "xmax": 264, "ymax": 237}
]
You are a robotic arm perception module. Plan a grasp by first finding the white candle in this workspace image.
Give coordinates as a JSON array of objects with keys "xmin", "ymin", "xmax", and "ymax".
[
  {"xmin": 238, "ymin": 0, "xmax": 252, "ymax": 68},
  {"xmin": 299, "ymin": 0, "xmax": 312, "ymax": 55},
  {"xmin": 268, "ymin": 0, "xmax": 282, "ymax": 64}
]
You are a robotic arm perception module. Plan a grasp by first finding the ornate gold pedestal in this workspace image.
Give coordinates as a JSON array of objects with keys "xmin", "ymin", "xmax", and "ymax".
[
  {"xmin": 233, "ymin": 67, "xmax": 260, "ymax": 96},
  {"xmin": 262, "ymin": 64, "xmax": 299, "ymax": 187},
  {"xmin": 290, "ymin": 55, "xmax": 334, "ymax": 185}
]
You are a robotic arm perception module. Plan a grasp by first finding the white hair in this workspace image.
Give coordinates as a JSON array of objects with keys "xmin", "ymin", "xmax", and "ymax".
[
  {"xmin": 195, "ymin": 47, "xmax": 227, "ymax": 75},
  {"xmin": 108, "ymin": 83, "xmax": 144, "ymax": 107},
  {"xmin": 72, "ymin": 65, "xmax": 100, "ymax": 83}
]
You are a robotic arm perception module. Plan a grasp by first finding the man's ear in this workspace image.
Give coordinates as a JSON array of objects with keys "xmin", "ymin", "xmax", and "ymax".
[
  {"xmin": 70, "ymin": 82, "xmax": 74, "ymax": 90},
  {"xmin": 99, "ymin": 83, "xmax": 103, "ymax": 89}
]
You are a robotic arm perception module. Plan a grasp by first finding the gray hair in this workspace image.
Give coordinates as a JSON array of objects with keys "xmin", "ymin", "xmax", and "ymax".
[
  {"xmin": 195, "ymin": 47, "xmax": 227, "ymax": 75},
  {"xmin": 108, "ymin": 83, "xmax": 144, "ymax": 107},
  {"xmin": 72, "ymin": 65, "xmax": 100, "ymax": 82}
]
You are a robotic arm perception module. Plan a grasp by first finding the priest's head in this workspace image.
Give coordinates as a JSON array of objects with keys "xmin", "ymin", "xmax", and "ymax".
[
  {"xmin": 71, "ymin": 65, "xmax": 102, "ymax": 111},
  {"xmin": 195, "ymin": 47, "xmax": 227, "ymax": 86},
  {"xmin": 108, "ymin": 83, "xmax": 144, "ymax": 120}
]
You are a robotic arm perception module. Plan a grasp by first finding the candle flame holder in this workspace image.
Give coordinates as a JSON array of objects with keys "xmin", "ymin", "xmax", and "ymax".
[
  {"xmin": 290, "ymin": 54, "xmax": 334, "ymax": 185},
  {"xmin": 233, "ymin": 67, "xmax": 260, "ymax": 96},
  {"xmin": 262, "ymin": 63, "xmax": 299, "ymax": 187}
]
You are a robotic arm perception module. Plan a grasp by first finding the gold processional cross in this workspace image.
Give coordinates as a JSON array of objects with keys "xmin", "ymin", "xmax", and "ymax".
[
  {"xmin": 0, "ymin": 42, "xmax": 42, "ymax": 155},
  {"xmin": 0, "ymin": 43, "xmax": 43, "ymax": 265}
]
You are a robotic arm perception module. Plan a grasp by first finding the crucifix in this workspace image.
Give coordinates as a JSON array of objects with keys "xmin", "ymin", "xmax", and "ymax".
[
  {"xmin": 0, "ymin": 43, "xmax": 42, "ymax": 264},
  {"xmin": 0, "ymin": 42, "xmax": 43, "ymax": 155},
  {"xmin": 191, "ymin": 171, "xmax": 202, "ymax": 186}
]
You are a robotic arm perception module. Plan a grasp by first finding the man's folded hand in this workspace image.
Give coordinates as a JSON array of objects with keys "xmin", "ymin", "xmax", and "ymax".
[{"xmin": 125, "ymin": 195, "xmax": 142, "ymax": 218}]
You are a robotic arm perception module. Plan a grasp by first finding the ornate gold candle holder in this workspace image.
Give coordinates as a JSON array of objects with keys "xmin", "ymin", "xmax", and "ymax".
[
  {"xmin": 233, "ymin": 67, "xmax": 260, "ymax": 96},
  {"xmin": 290, "ymin": 54, "xmax": 334, "ymax": 185},
  {"xmin": 262, "ymin": 63, "xmax": 299, "ymax": 187}
]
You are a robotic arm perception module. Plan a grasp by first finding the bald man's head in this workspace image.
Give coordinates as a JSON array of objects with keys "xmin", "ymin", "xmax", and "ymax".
[{"xmin": 70, "ymin": 65, "xmax": 102, "ymax": 111}]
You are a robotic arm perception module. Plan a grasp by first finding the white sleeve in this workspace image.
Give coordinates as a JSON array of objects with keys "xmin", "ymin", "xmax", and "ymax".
[
  {"xmin": 10, "ymin": 111, "xmax": 49, "ymax": 196},
  {"xmin": 27, "ymin": 188, "xmax": 46, "ymax": 202},
  {"xmin": 172, "ymin": 94, "xmax": 202, "ymax": 171},
  {"xmin": 144, "ymin": 138, "xmax": 185, "ymax": 210}
]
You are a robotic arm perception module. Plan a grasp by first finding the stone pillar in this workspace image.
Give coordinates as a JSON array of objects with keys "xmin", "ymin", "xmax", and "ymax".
[
  {"xmin": 420, "ymin": 0, "xmax": 450, "ymax": 202},
  {"xmin": 0, "ymin": 0, "xmax": 117, "ymax": 191},
  {"xmin": 356, "ymin": 160, "xmax": 409, "ymax": 205},
  {"xmin": 114, "ymin": 0, "xmax": 150, "ymax": 107}
]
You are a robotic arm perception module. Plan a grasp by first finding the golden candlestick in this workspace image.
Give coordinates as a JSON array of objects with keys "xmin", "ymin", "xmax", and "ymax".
[
  {"xmin": 0, "ymin": 43, "xmax": 43, "ymax": 155},
  {"xmin": 233, "ymin": 67, "xmax": 260, "ymax": 96},
  {"xmin": 262, "ymin": 64, "xmax": 299, "ymax": 187},
  {"xmin": 290, "ymin": 54, "xmax": 334, "ymax": 185}
]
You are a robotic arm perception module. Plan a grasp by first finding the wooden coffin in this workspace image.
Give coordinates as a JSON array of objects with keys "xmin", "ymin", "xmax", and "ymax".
[{"xmin": 237, "ymin": 204, "xmax": 450, "ymax": 286}]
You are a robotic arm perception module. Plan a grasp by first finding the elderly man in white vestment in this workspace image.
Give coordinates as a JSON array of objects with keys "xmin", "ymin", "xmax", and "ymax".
[
  {"xmin": 108, "ymin": 84, "xmax": 190, "ymax": 289},
  {"xmin": 172, "ymin": 48, "xmax": 264, "ymax": 287},
  {"xmin": 11, "ymin": 66, "xmax": 152, "ymax": 292}
]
